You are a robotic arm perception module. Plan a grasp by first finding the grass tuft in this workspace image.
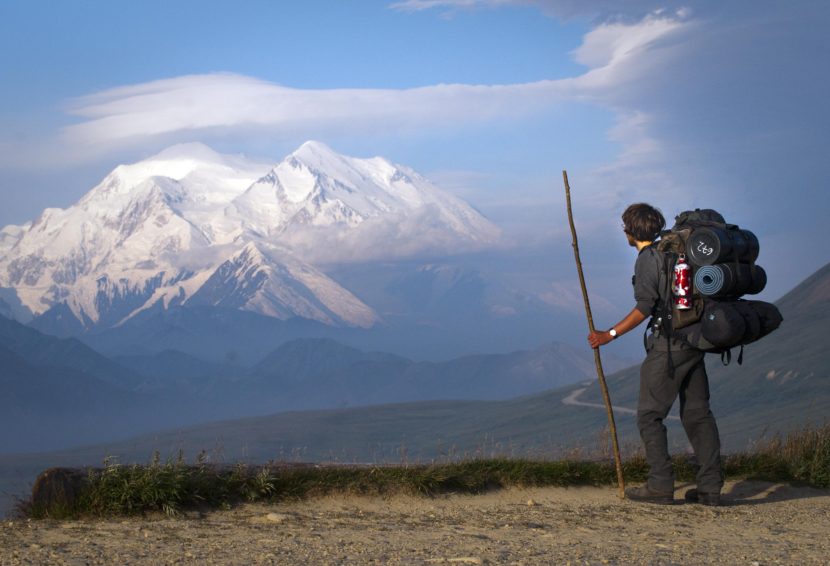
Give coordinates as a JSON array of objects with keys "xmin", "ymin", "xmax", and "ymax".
[{"xmin": 19, "ymin": 423, "xmax": 830, "ymax": 519}]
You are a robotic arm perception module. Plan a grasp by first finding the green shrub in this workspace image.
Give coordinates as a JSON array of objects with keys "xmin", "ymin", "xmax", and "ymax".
[{"xmin": 22, "ymin": 423, "xmax": 830, "ymax": 519}]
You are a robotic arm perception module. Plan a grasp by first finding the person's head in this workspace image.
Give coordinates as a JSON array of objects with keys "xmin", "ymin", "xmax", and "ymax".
[{"xmin": 622, "ymin": 203, "xmax": 665, "ymax": 245}]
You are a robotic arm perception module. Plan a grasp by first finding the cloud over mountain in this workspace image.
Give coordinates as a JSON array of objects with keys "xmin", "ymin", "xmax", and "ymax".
[{"xmin": 62, "ymin": 74, "xmax": 569, "ymax": 156}]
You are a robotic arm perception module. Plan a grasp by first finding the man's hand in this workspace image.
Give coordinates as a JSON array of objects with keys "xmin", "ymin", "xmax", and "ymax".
[
  {"xmin": 588, "ymin": 330, "xmax": 614, "ymax": 349},
  {"xmin": 588, "ymin": 309, "xmax": 647, "ymax": 349}
]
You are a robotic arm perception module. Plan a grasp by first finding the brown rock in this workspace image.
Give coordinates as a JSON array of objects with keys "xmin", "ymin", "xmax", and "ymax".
[{"xmin": 30, "ymin": 467, "xmax": 86, "ymax": 513}]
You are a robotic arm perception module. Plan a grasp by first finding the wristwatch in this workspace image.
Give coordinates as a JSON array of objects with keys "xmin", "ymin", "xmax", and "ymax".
[{"xmin": 609, "ymin": 328, "xmax": 618, "ymax": 339}]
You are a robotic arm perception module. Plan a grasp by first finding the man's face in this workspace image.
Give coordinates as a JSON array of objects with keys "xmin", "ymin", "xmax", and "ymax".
[{"xmin": 625, "ymin": 228, "xmax": 637, "ymax": 247}]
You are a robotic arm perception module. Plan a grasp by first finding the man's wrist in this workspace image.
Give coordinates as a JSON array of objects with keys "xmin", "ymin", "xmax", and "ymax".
[{"xmin": 609, "ymin": 327, "xmax": 618, "ymax": 339}]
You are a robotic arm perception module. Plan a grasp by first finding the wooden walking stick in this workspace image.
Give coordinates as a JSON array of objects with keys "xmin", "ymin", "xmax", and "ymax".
[{"xmin": 562, "ymin": 170, "xmax": 626, "ymax": 499}]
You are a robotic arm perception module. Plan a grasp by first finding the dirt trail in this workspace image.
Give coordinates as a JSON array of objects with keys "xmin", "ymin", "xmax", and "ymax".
[
  {"xmin": 561, "ymin": 387, "xmax": 679, "ymax": 422},
  {"xmin": 2, "ymin": 480, "xmax": 829, "ymax": 565}
]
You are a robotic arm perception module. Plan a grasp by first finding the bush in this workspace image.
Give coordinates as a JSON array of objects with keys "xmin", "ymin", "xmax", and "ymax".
[{"xmin": 20, "ymin": 424, "xmax": 830, "ymax": 519}]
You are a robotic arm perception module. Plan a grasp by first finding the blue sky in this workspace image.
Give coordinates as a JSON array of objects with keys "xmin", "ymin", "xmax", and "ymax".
[
  {"xmin": 1, "ymin": 0, "xmax": 828, "ymax": 311},
  {"xmin": 0, "ymin": 1, "xmax": 604, "ymax": 214}
]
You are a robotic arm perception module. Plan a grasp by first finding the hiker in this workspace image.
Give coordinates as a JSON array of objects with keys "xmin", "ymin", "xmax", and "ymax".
[{"xmin": 587, "ymin": 203, "xmax": 723, "ymax": 506}]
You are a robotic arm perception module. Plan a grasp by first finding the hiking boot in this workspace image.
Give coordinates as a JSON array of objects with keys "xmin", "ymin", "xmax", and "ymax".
[
  {"xmin": 625, "ymin": 485, "xmax": 675, "ymax": 505},
  {"xmin": 684, "ymin": 488, "xmax": 721, "ymax": 507}
]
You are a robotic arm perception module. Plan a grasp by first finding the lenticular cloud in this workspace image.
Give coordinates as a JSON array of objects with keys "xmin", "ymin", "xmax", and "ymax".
[{"xmin": 63, "ymin": 73, "xmax": 563, "ymax": 149}]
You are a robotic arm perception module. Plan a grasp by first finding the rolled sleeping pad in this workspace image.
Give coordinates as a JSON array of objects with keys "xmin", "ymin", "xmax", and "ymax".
[
  {"xmin": 687, "ymin": 227, "xmax": 760, "ymax": 266},
  {"xmin": 694, "ymin": 264, "xmax": 767, "ymax": 297},
  {"xmin": 748, "ymin": 265, "xmax": 768, "ymax": 295}
]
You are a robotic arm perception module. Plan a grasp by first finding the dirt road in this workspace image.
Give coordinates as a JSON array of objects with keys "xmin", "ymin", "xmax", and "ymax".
[
  {"xmin": 2, "ymin": 480, "xmax": 828, "ymax": 565},
  {"xmin": 561, "ymin": 387, "xmax": 679, "ymax": 422}
]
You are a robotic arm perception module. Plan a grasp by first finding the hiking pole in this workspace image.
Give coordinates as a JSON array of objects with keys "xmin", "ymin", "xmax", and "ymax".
[{"xmin": 562, "ymin": 170, "xmax": 625, "ymax": 499}]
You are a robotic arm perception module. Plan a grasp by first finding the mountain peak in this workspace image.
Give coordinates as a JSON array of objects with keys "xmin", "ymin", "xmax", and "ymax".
[
  {"xmin": 111, "ymin": 143, "xmax": 237, "ymax": 187},
  {"xmin": 234, "ymin": 241, "xmax": 271, "ymax": 266},
  {"xmin": 148, "ymin": 142, "xmax": 226, "ymax": 163},
  {"xmin": 292, "ymin": 140, "xmax": 338, "ymax": 158},
  {"xmin": 287, "ymin": 140, "xmax": 352, "ymax": 174},
  {"xmin": 138, "ymin": 142, "xmax": 239, "ymax": 167},
  {"xmin": 188, "ymin": 242, "xmax": 379, "ymax": 328},
  {"xmin": 91, "ymin": 143, "xmax": 271, "ymax": 203}
]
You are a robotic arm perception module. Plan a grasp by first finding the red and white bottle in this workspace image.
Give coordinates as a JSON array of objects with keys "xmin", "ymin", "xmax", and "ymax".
[{"xmin": 673, "ymin": 254, "xmax": 692, "ymax": 310}]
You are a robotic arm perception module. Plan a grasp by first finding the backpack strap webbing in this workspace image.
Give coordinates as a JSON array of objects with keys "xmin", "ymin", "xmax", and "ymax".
[
  {"xmin": 720, "ymin": 345, "xmax": 744, "ymax": 366},
  {"xmin": 721, "ymin": 350, "xmax": 731, "ymax": 366},
  {"xmin": 660, "ymin": 249, "xmax": 676, "ymax": 373}
]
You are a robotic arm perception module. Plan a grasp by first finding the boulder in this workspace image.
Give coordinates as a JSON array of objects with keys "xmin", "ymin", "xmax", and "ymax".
[{"xmin": 31, "ymin": 468, "xmax": 86, "ymax": 513}]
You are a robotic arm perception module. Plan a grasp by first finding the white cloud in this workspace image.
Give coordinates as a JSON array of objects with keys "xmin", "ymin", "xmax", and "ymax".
[
  {"xmin": 62, "ymin": 74, "xmax": 566, "ymax": 157},
  {"xmin": 279, "ymin": 205, "xmax": 505, "ymax": 265},
  {"xmin": 571, "ymin": 12, "xmax": 685, "ymax": 70},
  {"xmin": 558, "ymin": 11, "xmax": 691, "ymax": 108},
  {"xmin": 390, "ymin": 0, "xmax": 694, "ymax": 20},
  {"xmin": 53, "ymin": 10, "xmax": 687, "ymax": 165}
]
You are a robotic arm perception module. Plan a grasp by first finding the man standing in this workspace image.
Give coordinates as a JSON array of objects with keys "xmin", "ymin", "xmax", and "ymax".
[{"xmin": 588, "ymin": 203, "xmax": 723, "ymax": 506}]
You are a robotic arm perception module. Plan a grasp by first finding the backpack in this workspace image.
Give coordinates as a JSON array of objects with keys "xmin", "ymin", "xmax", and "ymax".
[{"xmin": 653, "ymin": 209, "xmax": 783, "ymax": 364}]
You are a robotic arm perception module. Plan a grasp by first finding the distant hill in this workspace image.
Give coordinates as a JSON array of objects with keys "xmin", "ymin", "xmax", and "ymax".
[
  {"xmin": 0, "ymin": 321, "xmax": 157, "ymax": 453},
  {"xmin": 107, "ymin": 337, "xmax": 637, "ymax": 422},
  {"xmin": 82, "ymin": 305, "xmax": 335, "ymax": 365},
  {"xmin": 0, "ymin": 315, "xmax": 169, "ymax": 453},
  {"xmin": 774, "ymin": 262, "xmax": 830, "ymax": 318},
  {"xmin": 233, "ymin": 338, "xmax": 636, "ymax": 413},
  {"xmin": 1, "ymin": 308, "xmax": 635, "ymax": 455},
  {"xmin": 0, "ymin": 314, "xmax": 240, "ymax": 452},
  {"xmin": 114, "ymin": 349, "xmax": 242, "ymax": 385},
  {"xmin": 13, "ymin": 262, "xmax": 824, "ymax": 467},
  {"xmin": 0, "ymin": 315, "xmax": 144, "ymax": 388}
]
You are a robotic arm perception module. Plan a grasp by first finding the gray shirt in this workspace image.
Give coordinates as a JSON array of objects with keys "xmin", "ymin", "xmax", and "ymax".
[{"xmin": 633, "ymin": 245, "xmax": 663, "ymax": 317}]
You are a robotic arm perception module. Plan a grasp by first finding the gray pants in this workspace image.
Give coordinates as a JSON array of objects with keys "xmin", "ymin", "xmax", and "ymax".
[{"xmin": 637, "ymin": 344, "xmax": 724, "ymax": 494}]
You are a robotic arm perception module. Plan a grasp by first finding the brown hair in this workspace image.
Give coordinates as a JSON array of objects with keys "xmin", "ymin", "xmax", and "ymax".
[{"xmin": 622, "ymin": 203, "xmax": 665, "ymax": 242}]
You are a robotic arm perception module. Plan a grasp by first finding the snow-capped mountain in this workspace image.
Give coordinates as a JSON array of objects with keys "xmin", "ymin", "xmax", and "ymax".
[
  {"xmin": 231, "ymin": 142, "xmax": 498, "ymax": 254},
  {"xmin": 0, "ymin": 142, "xmax": 500, "ymax": 331},
  {"xmin": 185, "ymin": 242, "xmax": 378, "ymax": 328}
]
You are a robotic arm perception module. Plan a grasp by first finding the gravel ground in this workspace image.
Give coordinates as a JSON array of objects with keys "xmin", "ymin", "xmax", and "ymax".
[{"xmin": 2, "ymin": 480, "xmax": 829, "ymax": 565}]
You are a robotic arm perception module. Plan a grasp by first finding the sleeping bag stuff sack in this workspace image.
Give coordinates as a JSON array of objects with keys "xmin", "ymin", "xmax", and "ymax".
[{"xmin": 700, "ymin": 300, "xmax": 783, "ymax": 349}]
